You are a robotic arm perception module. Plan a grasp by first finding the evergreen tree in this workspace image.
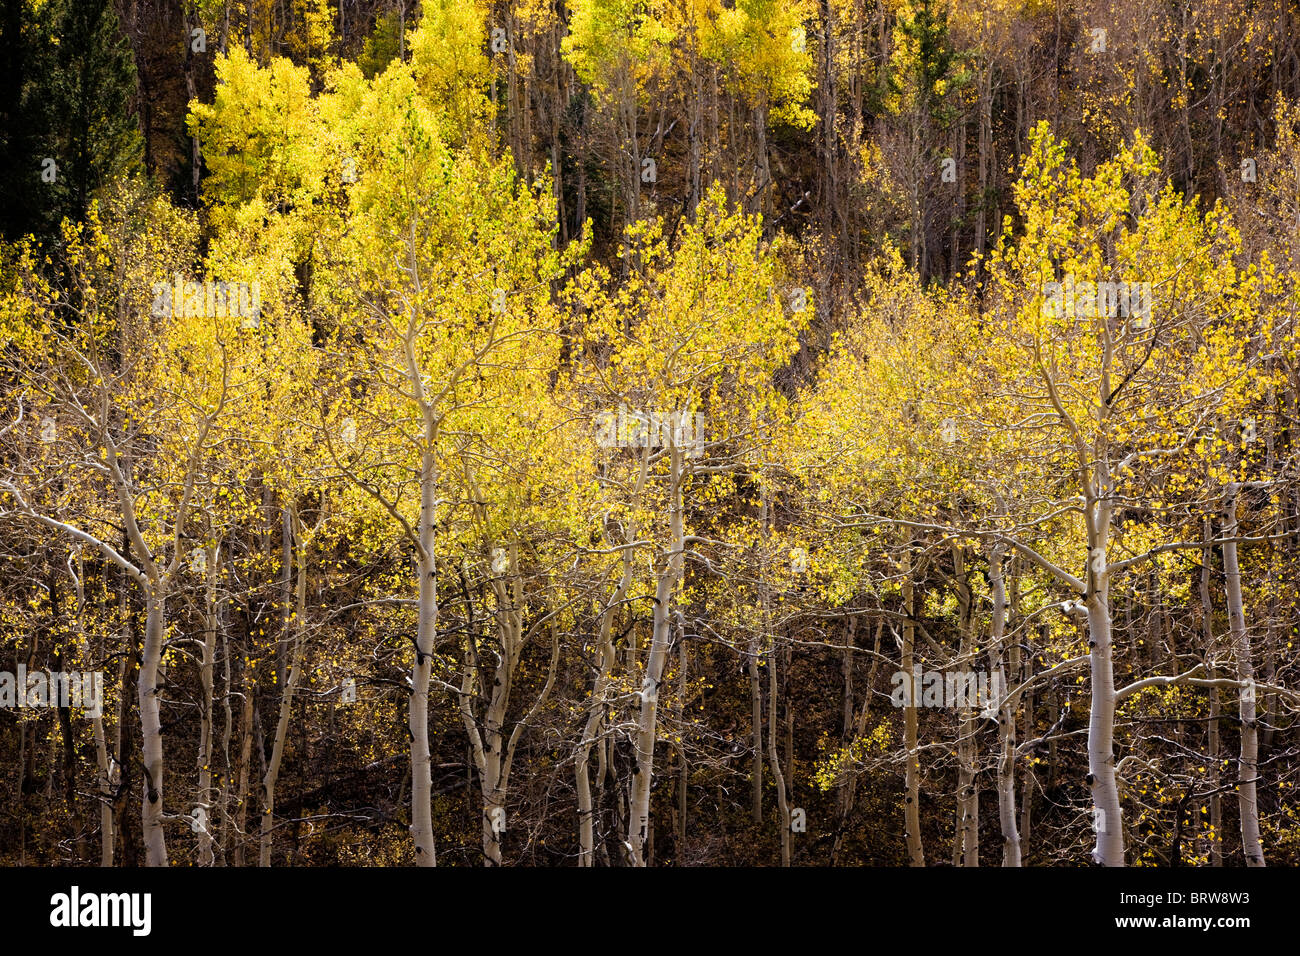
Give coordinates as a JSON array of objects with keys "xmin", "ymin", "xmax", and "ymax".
[{"xmin": 0, "ymin": 0, "xmax": 141, "ymax": 242}]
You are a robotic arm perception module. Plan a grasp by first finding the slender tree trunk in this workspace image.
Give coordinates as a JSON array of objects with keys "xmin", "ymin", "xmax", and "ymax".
[
  {"xmin": 71, "ymin": 553, "xmax": 115, "ymax": 866},
  {"xmin": 832, "ymin": 617, "xmax": 882, "ymax": 865},
  {"xmin": 50, "ymin": 573, "xmax": 82, "ymax": 859},
  {"xmin": 233, "ymin": 665, "xmax": 254, "ymax": 866},
  {"xmin": 461, "ymin": 538, "xmax": 536, "ymax": 868},
  {"xmin": 139, "ymin": 591, "xmax": 168, "ymax": 866},
  {"xmin": 831, "ymin": 614, "xmax": 857, "ymax": 862},
  {"xmin": 259, "ymin": 514, "xmax": 305, "ymax": 867},
  {"xmin": 1019, "ymin": 650, "xmax": 1034, "ymax": 854},
  {"xmin": 410, "ymin": 440, "xmax": 438, "ymax": 866},
  {"xmin": 1223, "ymin": 486, "xmax": 1265, "ymax": 866},
  {"xmin": 576, "ymin": 742, "xmax": 597, "ymax": 866},
  {"xmin": 675, "ymin": 619, "xmax": 688, "ymax": 851},
  {"xmin": 577, "ymin": 631, "xmax": 615, "ymax": 867},
  {"xmin": 749, "ymin": 635, "xmax": 763, "ymax": 822},
  {"xmin": 182, "ymin": 6, "xmax": 202, "ymax": 203},
  {"xmin": 768, "ymin": 639, "xmax": 791, "ymax": 866},
  {"xmin": 902, "ymin": 552, "xmax": 924, "ymax": 866},
  {"xmin": 578, "ymin": 523, "xmax": 635, "ymax": 866},
  {"xmin": 197, "ymin": 541, "xmax": 219, "ymax": 866},
  {"xmin": 481, "ymin": 789, "xmax": 504, "ymax": 867},
  {"xmin": 627, "ymin": 447, "xmax": 684, "ymax": 866},
  {"xmin": 760, "ymin": 484, "xmax": 790, "ymax": 866},
  {"xmin": 217, "ymin": 609, "xmax": 233, "ymax": 867},
  {"xmin": 976, "ymin": 59, "xmax": 992, "ymax": 255},
  {"xmin": 987, "ymin": 544, "xmax": 1021, "ymax": 865},
  {"xmin": 1200, "ymin": 520, "xmax": 1223, "ymax": 866},
  {"xmin": 952, "ymin": 546, "xmax": 978, "ymax": 867},
  {"xmin": 116, "ymin": 579, "xmax": 141, "ymax": 867},
  {"xmin": 94, "ymin": 684, "xmax": 115, "ymax": 866},
  {"xmin": 1085, "ymin": 529, "xmax": 1124, "ymax": 866}
]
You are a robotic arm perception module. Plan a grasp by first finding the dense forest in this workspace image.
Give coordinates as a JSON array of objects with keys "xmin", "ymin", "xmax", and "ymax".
[{"xmin": 2, "ymin": 0, "xmax": 1299, "ymax": 869}]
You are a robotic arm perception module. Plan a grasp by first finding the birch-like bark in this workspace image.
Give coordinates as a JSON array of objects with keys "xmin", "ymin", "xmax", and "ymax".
[
  {"xmin": 627, "ymin": 444, "xmax": 684, "ymax": 866},
  {"xmin": 2, "ymin": 474, "xmax": 175, "ymax": 867},
  {"xmin": 577, "ymin": 573, "xmax": 624, "ymax": 865},
  {"xmin": 1019, "ymin": 645, "xmax": 1035, "ymax": 850},
  {"xmin": 768, "ymin": 642, "xmax": 791, "ymax": 866},
  {"xmin": 397, "ymin": 279, "xmax": 442, "ymax": 867},
  {"xmin": 259, "ymin": 513, "xmax": 306, "ymax": 867},
  {"xmin": 951, "ymin": 545, "xmax": 978, "ymax": 867},
  {"xmin": 1032, "ymin": 298, "xmax": 1124, "ymax": 865},
  {"xmin": 577, "ymin": 444, "xmax": 646, "ymax": 866},
  {"xmin": 902, "ymin": 551, "xmax": 925, "ymax": 866},
  {"xmin": 410, "ymin": 434, "xmax": 439, "ymax": 866},
  {"xmin": 987, "ymin": 543, "xmax": 1021, "ymax": 866},
  {"xmin": 68, "ymin": 551, "xmax": 115, "ymax": 866},
  {"xmin": 760, "ymin": 485, "xmax": 791, "ymax": 866},
  {"xmin": 1085, "ymin": 497, "xmax": 1124, "ymax": 866},
  {"xmin": 232, "ymin": 669, "xmax": 254, "ymax": 866},
  {"xmin": 197, "ymin": 540, "xmax": 219, "ymax": 866},
  {"xmin": 1223, "ymin": 486, "xmax": 1265, "ymax": 866},
  {"xmin": 831, "ymin": 617, "xmax": 882, "ymax": 865},
  {"xmin": 217, "ymin": 609, "xmax": 233, "ymax": 866},
  {"xmin": 139, "ymin": 594, "xmax": 168, "ymax": 866},
  {"xmin": 459, "ymin": 538, "xmax": 561, "ymax": 866},
  {"xmin": 115, "ymin": 585, "xmax": 139, "ymax": 867},
  {"xmin": 463, "ymin": 556, "xmax": 517, "ymax": 866},
  {"xmin": 675, "ymin": 619, "xmax": 688, "ymax": 848},
  {"xmin": 1200, "ymin": 521, "xmax": 1223, "ymax": 866}
]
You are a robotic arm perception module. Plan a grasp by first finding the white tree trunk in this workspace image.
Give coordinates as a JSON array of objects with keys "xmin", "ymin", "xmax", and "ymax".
[
  {"xmin": 410, "ymin": 442, "xmax": 438, "ymax": 866},
  {"xmin": 1200, "ymin": 523, "xmax": 1223, "ymax": 866},
  {"xmin": 627, "ymin": 447, "xmax": 684, "ymax": 866},
  {"xmin": 902, "ymin": 553, "xmax": 924, "ymax": 866},
  {"xmin": 987, "ymin": 545, "xmax": 1021, "ymax": 866},
  {"xmin": 952, "ymin": 546, "xmax": 978, "ymax": 867},
  {"xmin": 197, "ymin": 541, "xmax": 219, "ymax": 866},
  {"xmin": 1085, "ymin": 543, "xmax": 1124, "ymax": 866},
  {"xmin": 576, "ymin": 527, "xmax": 633, "ymax": 866},
  {"xmin": 233, "ymin": 677, "xmax": 254, "ymax": 867},
  {"xmin": 139, "ymin": 593, "xmax": 168, "ymax": 866},
  {"xmin": 260, "ymin": 517, "xmax": 305, "ymax": 867},
  {"xmin": 768, "ymin": 641, "xmax": 791, "ymax": 866},
  {"xmin": 1223, "ymin": 487, "xmax": 1265, "ymax": 866}
]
